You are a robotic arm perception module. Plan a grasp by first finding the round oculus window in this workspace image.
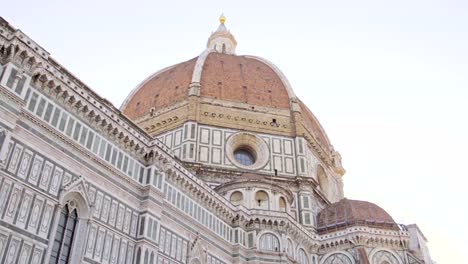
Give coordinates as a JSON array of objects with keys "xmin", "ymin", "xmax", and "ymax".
[
  {"xmin": 225, "ymin": 132, "xmax": 270, "ymax": 170},
  {"xmin": 234, "ymin": 149, "xmax": 256, "ymax": 166}
]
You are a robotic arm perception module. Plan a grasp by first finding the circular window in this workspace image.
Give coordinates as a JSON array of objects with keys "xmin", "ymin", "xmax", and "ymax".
[
  {"xmin": 234, "ymin": 148, "xmax": 256, "ymax": 166},
  {"xmin": 230, "ymin": 191, "xmax": 243, "ymax": 206},
  {"xmin": 226, "ymin": 132, "xmax": 269, "ymax": 170}
]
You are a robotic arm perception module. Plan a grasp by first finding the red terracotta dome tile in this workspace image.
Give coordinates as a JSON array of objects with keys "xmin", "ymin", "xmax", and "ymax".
[
  {"xmin": 123, "ymin": 57, "xmax": 197, "ymax": 120},
  {"xmin": 200, "ymin": 53, "xmax": 290, "ymax": 109},
  {"xmin": 317, "ymin": 198, "xmax": 400, "ymax": 234}
]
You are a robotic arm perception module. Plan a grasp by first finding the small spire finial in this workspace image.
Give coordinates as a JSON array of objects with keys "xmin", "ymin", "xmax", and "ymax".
[
  {"xmin": 219, "ymin": 13, "xmax": 226, "ymax": 24},
  {"xmin": 207, "ymin": 13, "xmax": 237, "ymax": 54}
]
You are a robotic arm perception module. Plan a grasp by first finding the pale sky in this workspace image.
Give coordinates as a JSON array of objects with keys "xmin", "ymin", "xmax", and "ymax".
[{"xmin": 2, "ymin": 0, "xmax": 467, "ymax": 262}]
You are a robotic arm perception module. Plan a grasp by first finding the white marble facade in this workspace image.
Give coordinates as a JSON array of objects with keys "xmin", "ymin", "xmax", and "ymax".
[{"xmin": 156, "ymin": 123, "xmax": 300, "ymax": 177}]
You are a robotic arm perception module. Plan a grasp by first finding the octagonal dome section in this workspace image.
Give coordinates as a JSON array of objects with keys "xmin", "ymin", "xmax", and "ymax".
[
  {"xmin": 121, "ymin": 52, "xmax": 335, "ymax": 152},
  {"xmin": 199, "ymin": 52, "xmax": 291, "ymax": 109},
  {"xmin": 122, "ymin": 57, "xmax": 198, "ymax": 120},
  {"xmin": 317, "ymin": 198, "xmax": 400, "ymax": 233}
]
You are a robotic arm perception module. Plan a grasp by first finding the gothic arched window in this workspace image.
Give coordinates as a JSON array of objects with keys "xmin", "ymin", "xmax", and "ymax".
[
  {"xmin": 259, "ymin": 233, "xmax": 280, "ymax": 252},
  {"xmin": 286, "ymin": 239, "xmax": 294, "ymax": 257},
  {"xmin": 297, "ymin": 248, "xmax": 309, "ymax": 264},
  {"xmin": 49, "ymin": 204, "xmax": 78, "ymax": 264},
  {"xmin": 371, "ymin": 250, "xmax": 400, "ymax": 264},
  {"xmin": 135, "ymin": 248, "xmax": 141, "ymax": 264},
  {"xmin": 322, "ymin": 253, "xmax": 353, "ymax": 264}
]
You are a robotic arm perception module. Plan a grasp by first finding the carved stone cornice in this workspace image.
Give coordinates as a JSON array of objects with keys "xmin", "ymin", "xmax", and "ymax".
[
  {"xmin": 0, "ymin": 22, "xmax": 159, "ymax": 161},
  {"xmin": 318, "ymin": 226, "xmax": 410, "ymax": 253}
]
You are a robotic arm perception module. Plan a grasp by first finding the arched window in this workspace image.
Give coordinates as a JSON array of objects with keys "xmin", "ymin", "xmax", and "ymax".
[
  {"xmin": 230, "ymin": 191, "xmax": 243, "ymax": 206},
  {"xmin": 259, "ymin": 233, "xmax": 280, "ymax": 252},
  {"xmin": 222, "ymin": 43, "xmax": 227, "ymax": 54},
  {"xmin": 279, "ymin": 197, "xmax": 286, "ymax": 211},
  {"xmin": 135, "ymin": 248, "xmax": 141, "ymax": 264},
  {"xmin": 286, "ymin": 239, "xmax": 294, "ymax": 257},
  {"xmin": 0, "ymin": 128, "xmax": 6, "ymax": 147},
  {"xmin": 297, "ymin": 248, "xmax": 309, "ymax": 264},
  {"xmin": 317, "ymin": 165, "xmax": 329, "ymax": 197},
  {"xmin": 322, "ymin": 253, "xmax": 353, "ymax": 264},
  {"xmin": 144, "ymin": 249, "xmax": 149, "ymax": 264},
  {"xmin": 49, "ymin": 204, "xmax": 78, "ymax": 264},
  {"xmin": 371, "ymin": 250, "xmax": 400, "ymax": 264},
  {"xmin": 255, "ymin": 191, "xmax": 269, "ymax": 209}
]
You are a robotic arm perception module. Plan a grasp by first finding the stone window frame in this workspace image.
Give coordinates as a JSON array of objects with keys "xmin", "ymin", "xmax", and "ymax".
[
  {"xmin": 258, "ymin": 232, "xmax": 281, "ymax": 252},
  {"xmin": 297, "ymin": 248, "xmax": 309, "ymax": 264},
  {"xmin": 225, "ymin": 132, "xmax": 270, "ymax": 171},
  {"xmin": 0, "ymin": 62, "xmax": 31, "ymax": 99},
  {"xmin": 46, "ymin": 191, "xmax": 92, "ymax": 264}
]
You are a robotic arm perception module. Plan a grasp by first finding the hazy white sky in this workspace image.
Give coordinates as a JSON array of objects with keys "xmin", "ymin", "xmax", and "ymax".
[{"xmin": 2, "ymin": 0, "xmax": 467, "ymax": 262}]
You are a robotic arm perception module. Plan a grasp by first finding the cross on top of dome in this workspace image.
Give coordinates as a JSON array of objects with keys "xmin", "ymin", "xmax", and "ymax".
[{"xmin": 207, "ymin": 14, "xmax": 237, "ymax": 55}]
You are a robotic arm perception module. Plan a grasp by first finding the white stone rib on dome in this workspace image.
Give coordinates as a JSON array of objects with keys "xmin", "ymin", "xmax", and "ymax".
[
  {"xmin": 244, "ymin": 55, "xmax": 297, "ymax": 101},
  {"xmin": 190, "ymin": 51, "xmax": 298, "ymax": 104},
  {"xmin": 191, "ymin": 49, "xmax": 211, "ymax": 84}
]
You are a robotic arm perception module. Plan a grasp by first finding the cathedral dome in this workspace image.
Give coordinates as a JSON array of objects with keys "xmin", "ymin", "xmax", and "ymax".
[
  {"xmin": 120, "ymin": 15, "xmax": 341, "ymax": 170},
  {"xmin": 317, "ymin": 198, "xmax": 399, "ymax": 233},
  {"xmin": 122, "ymin": 52, "xmax": 292, "ymax": 120}
]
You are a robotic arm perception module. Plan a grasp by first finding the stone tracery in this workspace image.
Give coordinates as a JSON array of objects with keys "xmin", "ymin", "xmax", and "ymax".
[
  {"xmin": 371, "ymin": 250, "xmax": 401, "ymax": 264},
  {"xmin": 322, "ymin": 252, "xmax": 353, "ymax": 264}
]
